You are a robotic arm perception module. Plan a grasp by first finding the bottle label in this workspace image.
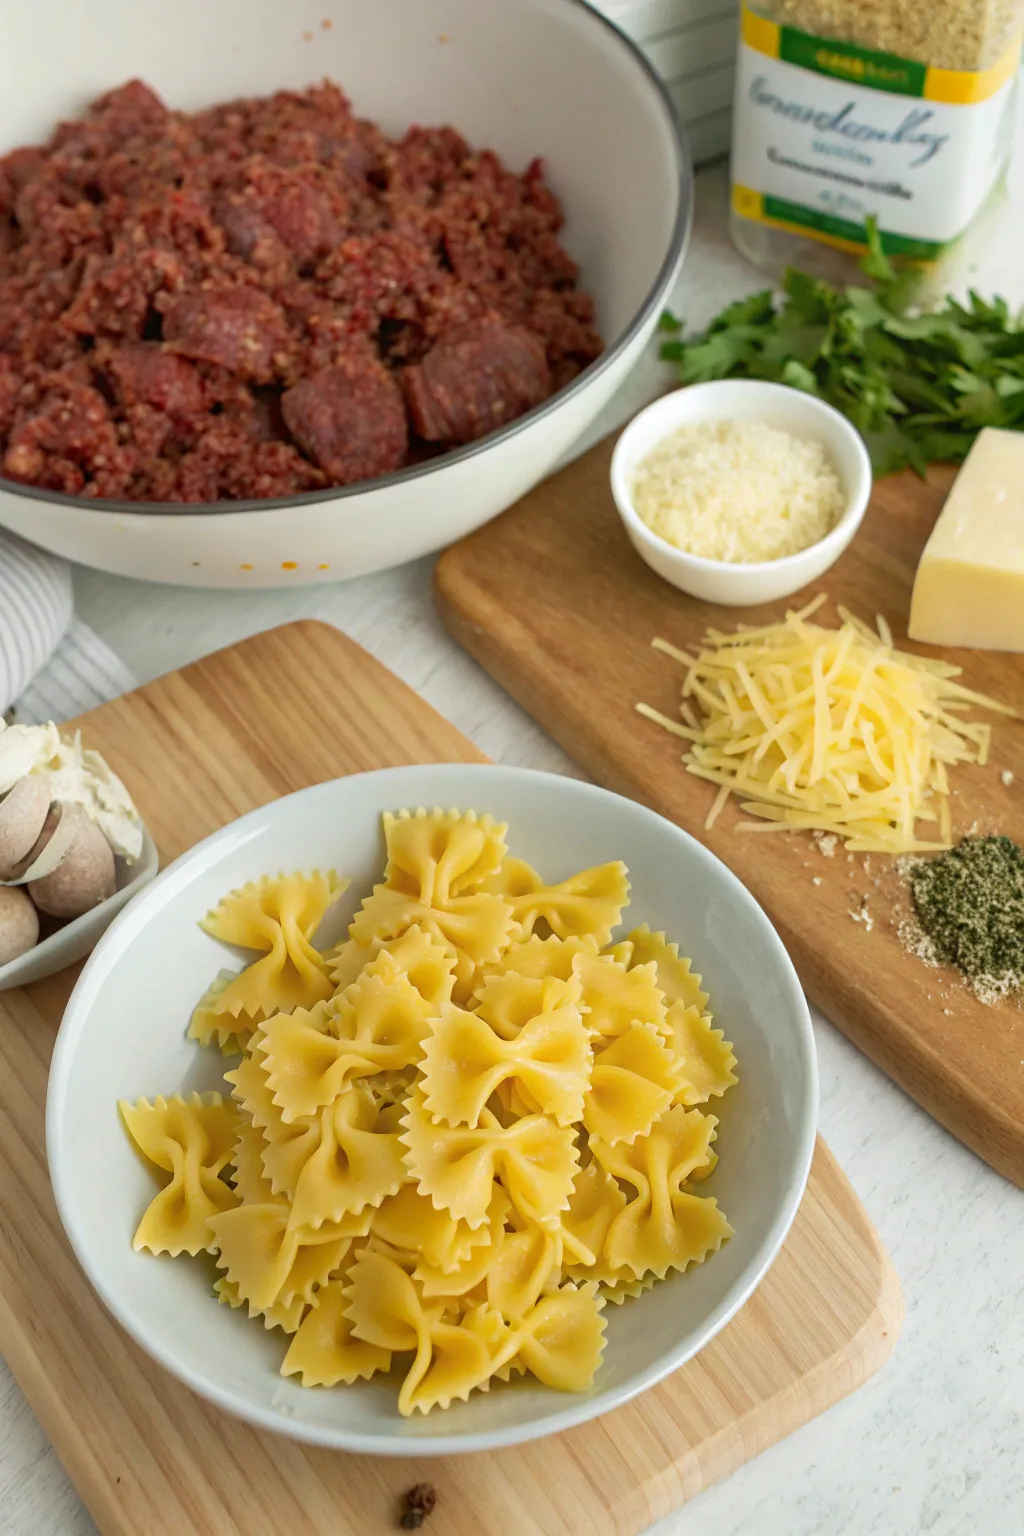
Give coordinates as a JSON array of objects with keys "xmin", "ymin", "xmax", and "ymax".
[{"xmin": 731, "ymin": 3, "xmax": 1022, "ymax": 259}]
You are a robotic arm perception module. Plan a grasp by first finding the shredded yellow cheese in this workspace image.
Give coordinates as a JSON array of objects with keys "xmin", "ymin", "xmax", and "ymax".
[{"xmin": 638, "ymin": 594, "xmax": 1017, "ymax": 854}]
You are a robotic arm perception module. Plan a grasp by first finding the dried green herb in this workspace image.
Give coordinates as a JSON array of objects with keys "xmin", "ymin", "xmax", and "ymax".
[
  {"xmin": 660, "ymin": 220, "xmax": 1024, "ymax": 478},
  {"xmin": 907, "ymin": 835, "xmax": 1024, "ymax": 1004}
]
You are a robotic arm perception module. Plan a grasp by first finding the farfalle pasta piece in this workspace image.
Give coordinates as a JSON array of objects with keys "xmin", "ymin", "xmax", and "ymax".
[
  {"xmin": 599, "ymin": 1271, "xmax": 659, "ymax": 1306},
  {"xmin": 561, "ymin": 1161, "xmax": 627, "ymax": 1271},
  {"xmin": 375, "ymin": 924, "xmax": 457, "ymax": 1009},
  {"xmin": 285, "ymin": 1085, "xmax": 409, "ymax": 1231},
  {"xmin": 261, "ymin": 957, "xmax": 434, "ymax": 1122},
  {"xmin": 350, "ymin": 885, "xmax": 514, "ymax": 1003},
  {"xmin": 188, "ymin": 970, "xmax": 263, "ymax": 1053},
  {"xmin": 592, "ymin": 1107, "xmax": 732, "ymax": 1280},
  {"xmin": 483, "ymin": 857, "xmax": 630, "ymax": 946},
  {"xmin": 120, "ymin": 1093, "xmax": 242, "ymax": 1257},
  {"xmin": 485, "ymin": 1223, "xmax": 561, "ymax": 1318},
  {"xmin": 508, "ymin": 1282, "xmax": 607, "ymax": 1391},
  {"xmin": 473, "ymin": 970, "xmax": 582, "ymax": 1040},
  {"xmin": 420, "ymin": 996, "xmax": 591, "ymax": 1127},
  {"xmin": 383, "ymin": 809, "xmax": 508, "ymax": 904},
  {"xmin": 207, "ymin": 1200, "xmax": 352, "ymax": 1312},
  {"xmin": 571, "ymin": 952, "xmax": 667, "ymax": 1041},
  {"xmin": 230, "ymin": 1118, "xmax": 277, "ymax": 1203},
  {"xmin": 215, "ymin": 1275, "xmax": 308, "ymax": 1334},
  {"xmin": 625, "ymin": 925, "xmax": 709, "ymax": 1014},
  {"xmin": 666, "ymin": 1001, "xmax": 738, "ymax": 1104},
  {"xmin": 402, "ymin": 1086, "xmax": 579, "ymax": 1230},
  {"xmin": 372, "ymin": 1182, "xmax": 498, "ymax": 1274},
  {"xmin": 584, "ymin": 1023, "xmax": 682, "ymax": 1144},
  {"xmin": 281, "ymin": 1276, "xmax": 392, "ymax": 1385},
  {"xmin": 463, "ymin": 1282, "xmax": 607, "ymax": 1392},
  {"xmin": 412, "ymin": 1189, "xmax": 510, "ymax": 1298},
  {"xmin": 325, "ymin": 936, "xmax": 374, "ymax": 994},
  {"xmin": 201, "ymin": 871, "xmax": 347, "ymax": 1019},
  {"xmin": 479, "ymin": 933, "xmax": 599, "ymax": 986},
  {"xmin": 328, "ymin": 923, "xmax": 457, "ymax": 1009},
  {"xmin": 345, "ymin": 1248, "xmax": 501, "ymax": 1415},
  {"xmin": 224, "ymin": 1031, "xmax": 289, "ymax": 1143}
]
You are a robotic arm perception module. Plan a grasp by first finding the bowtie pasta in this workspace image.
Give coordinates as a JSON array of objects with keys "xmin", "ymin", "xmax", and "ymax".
[{"xmin": 120, "ymin": 808, "xmax": 738, "ymax": 1416}]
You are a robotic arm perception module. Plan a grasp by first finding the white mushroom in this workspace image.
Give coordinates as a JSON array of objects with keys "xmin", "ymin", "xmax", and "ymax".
[
  {"xmin": 28, "ymin": 805, "xmax": 116, "ymax": 919},
  {"xmin": 0, "ymin": 886, "xmax": 40, "ymax": 965},
  {"xmin": 0, "ymin": 774, "xmax": 50, "ymax": 880}
]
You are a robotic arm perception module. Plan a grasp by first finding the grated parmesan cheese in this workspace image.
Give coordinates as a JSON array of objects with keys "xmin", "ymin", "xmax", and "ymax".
[
  {"xmin": 638, "ymin": 594, "xmax": 1018, "ymax": 854},
  {"xmin": 630, "ymin": 420, "xmax": 844, "ymax": 564}
]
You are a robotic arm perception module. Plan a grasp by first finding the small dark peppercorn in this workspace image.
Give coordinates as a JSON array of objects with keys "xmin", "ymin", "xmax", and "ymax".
[{"xmin": 399, "ymin": 1482, "xmax": 437, "ymax": 1529}]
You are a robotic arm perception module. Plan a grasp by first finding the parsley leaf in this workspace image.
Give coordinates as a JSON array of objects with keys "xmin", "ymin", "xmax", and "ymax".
[{"xmin": 659, "ymin": 217, "xmax": 1023, "ymax": 476}]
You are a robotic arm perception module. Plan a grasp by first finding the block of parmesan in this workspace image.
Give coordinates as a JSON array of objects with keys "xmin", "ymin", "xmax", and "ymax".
[{"xmin": 909, "ymin": 428, "xmax": 1024, "ymax": 653}]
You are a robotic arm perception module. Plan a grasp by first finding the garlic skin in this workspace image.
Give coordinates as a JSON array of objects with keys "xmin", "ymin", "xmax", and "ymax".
[
  {"xmin": 27, "ymin": 806, "xmax": 116, "ymax": 919},
  {"xmin": 0, "ymin": 722, "xmax": 141, "ymax": 861},
  {"xmin": 0, "ymin": 774, "xmax": 50, "ymax": 879},
  {"xmin": 0, "ymin": 724, "xmax": 60, "ymax": 795},
  {"xmin": 0, "ymin": 886, "xmax": 40, "ymax": 965}
]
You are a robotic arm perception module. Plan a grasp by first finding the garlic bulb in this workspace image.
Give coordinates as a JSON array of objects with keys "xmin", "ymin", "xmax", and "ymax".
[
  {"xmin": 0, "ymin": 886, "xmax": 40, "ymax": 965},
  {"xmin": 0, "ymin": 721, "xmax": 141, "ymax": 861}
]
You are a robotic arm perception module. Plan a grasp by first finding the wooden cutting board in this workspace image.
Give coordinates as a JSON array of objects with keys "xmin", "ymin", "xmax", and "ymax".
[
  {"xmin": 0, "ymin": 622, "xmax": 901, "ymax": 1536},
  {"xmin": 435, "ymin": 435, "xmax": 1024, "ymax": 1188}
]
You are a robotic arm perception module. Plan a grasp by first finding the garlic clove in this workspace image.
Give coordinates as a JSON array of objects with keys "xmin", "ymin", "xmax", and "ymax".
[
  {"xmin": 0, "ymin": 885, "xmax": 40, "ymax": 965},
  {"xmin": 0, "ymin": 774, "xmax": 51, "ymax": 880},
  {"xmin": 28, "ymin": 805, "xmax": 116, "ymax": 919},
  {"xmin": 3, "ymin": 803, "xmax": 76, "ymax": 885}
]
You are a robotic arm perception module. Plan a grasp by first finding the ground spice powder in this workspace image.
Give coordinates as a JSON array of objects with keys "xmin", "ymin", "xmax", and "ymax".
[{"xmin": 906, "ymin": 835, "xmax": 1024, "ymax": 1004}]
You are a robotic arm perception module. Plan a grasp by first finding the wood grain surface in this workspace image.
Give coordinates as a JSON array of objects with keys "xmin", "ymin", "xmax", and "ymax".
[
  {"xmin": 435, "ymin": 436, "xmax": 1024, "ymax": 1187},
  {"xmin": 0, "ymin": 622, "xmax": 901, "ymax": 1536}
]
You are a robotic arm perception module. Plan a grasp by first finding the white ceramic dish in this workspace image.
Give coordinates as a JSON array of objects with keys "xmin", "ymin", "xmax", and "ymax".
[
  {"xmin": 610, "ymin": 380, "xmax": 873, "ymax": 606},
  {"xmin": 47, "ymin": 764, "xmax": 817, "ymax": 1455},
  {"xmin": 0, "ymin": 0, "xmax": 690, "ymax": 590},
  {"xmin": 0, "ymin": 824, "xmax": 158, "ymax": 990}
]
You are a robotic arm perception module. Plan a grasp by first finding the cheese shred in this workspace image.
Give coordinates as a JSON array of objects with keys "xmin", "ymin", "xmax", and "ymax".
[{"xmin": 639, "ymin": 595, "xmax": 1017, "ymax": 853}]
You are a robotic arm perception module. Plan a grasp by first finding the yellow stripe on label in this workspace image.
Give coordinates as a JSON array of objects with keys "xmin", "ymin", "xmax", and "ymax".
[
  {"xmin": 741, "ymin": 4, "xmax": 779, "ymax": 58},
  {"xmin": 731, "ymin": 184, "xmax": 764, "ymax": 221},
  {"xmin": 925, "ymin": 32, "xmax": 1022, "ymax": 103}
]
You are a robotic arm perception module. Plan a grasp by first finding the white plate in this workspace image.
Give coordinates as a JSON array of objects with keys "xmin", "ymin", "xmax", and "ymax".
[
  {"xmin": 0, "ymin": 825, "xmax": 158, "ymax": 990},
  {"xmin": 46, "ymin": 764, "xmax": 817, "ymax": 1454}
]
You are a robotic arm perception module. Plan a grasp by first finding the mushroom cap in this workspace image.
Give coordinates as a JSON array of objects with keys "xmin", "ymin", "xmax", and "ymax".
[
  {"xmin": 28, "ymin": 805, "xmax": 117, "ymax": 919},
  {"xmin": 0, "ymin": 774, "xmax": 51, "ymax": 880},
  {"xmin": 0, "ymin": 885, "xmax": 40, "ymax": 965}
]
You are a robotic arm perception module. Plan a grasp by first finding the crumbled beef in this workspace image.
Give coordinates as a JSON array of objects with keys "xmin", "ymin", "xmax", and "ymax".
[
  {"xmin": 0, "ymin": 80, "xmax": 601, "ymax": 501},
  {"xmin": 162, "ymin": 287, "xmax": 290, "ymax": 381},
  {"xmin": 3, "ymin": 376, "xmax": 133, "ymax": 496},
  {"xmin": 403, "ymin": 321, "xmax": 550, "ymax": 444},
  {"xmin": 100, "ymin": 341, "xmax": 205, "ymax": 416},
  {"xmin": 282, "ymin": 352, "xmax": 407, "ymax": 484}
]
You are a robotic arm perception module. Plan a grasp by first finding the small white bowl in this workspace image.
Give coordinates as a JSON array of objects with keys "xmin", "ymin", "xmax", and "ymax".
[
  {"xmin": 46, "ymin": 764, "xmax": 817, "ymax": 1456},
  {"xmin": 0, "ymin": 825, "xmax": 158, "ymax": 990},
  {"xmin": 610, "ymin": 380, "xmax": 873, "ymax": 607}
]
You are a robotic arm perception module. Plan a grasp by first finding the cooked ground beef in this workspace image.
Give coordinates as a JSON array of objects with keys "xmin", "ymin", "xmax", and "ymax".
[{"xmin": 0, "ymin": 79, "xmax": 603, "ymax": 503}]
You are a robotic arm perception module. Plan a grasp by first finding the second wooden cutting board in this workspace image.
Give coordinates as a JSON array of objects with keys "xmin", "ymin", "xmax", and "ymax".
[{"xmin": 435, "ymin": 432, "xmax": 1024, "ymax": 1187}]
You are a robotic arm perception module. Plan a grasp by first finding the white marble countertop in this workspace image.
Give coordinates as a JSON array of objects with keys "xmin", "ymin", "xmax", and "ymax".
[{"xmin": 5, "ymin": 157, "xmax": 1024, "ymax": 1536}]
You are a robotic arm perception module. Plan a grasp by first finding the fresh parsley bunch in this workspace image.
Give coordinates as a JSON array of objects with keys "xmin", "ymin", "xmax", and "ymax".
[{"xmin": 660, "ymin": 221, "xmax": 1024, "ymax": 477}]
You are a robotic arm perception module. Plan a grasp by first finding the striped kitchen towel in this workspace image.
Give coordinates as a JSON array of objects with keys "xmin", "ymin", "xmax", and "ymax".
[{"xmin": 0, "ymin": 530, "xmax": 138, "ymax": 724}]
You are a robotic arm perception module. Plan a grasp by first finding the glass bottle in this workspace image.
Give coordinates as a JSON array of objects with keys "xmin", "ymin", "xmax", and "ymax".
[{"xmin": 730, "ymin": 0, "xmax": 1024, "ymax": 281}]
